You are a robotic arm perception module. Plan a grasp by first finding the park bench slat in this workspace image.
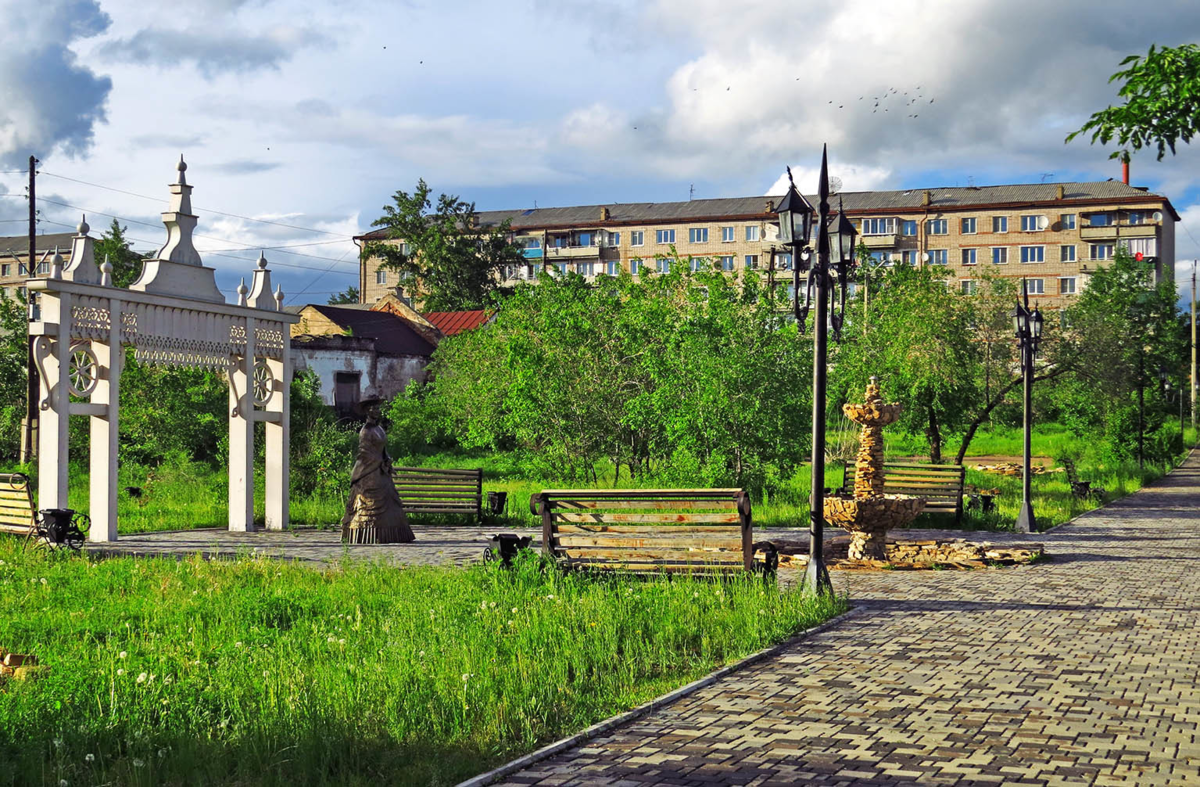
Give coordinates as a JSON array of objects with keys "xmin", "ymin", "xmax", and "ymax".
[
  {"xmin": 555, "ymin": 524, "xmax": 743, "ymax": 534},
  {"xmin": 538, "ymin": 488, "xmax": 741, "ymax": 497},
  {"xmin": 839, "ymin": 463, "xmax": 966, "ymax": 525},
  {"xmin": 551, "ymin": 512, "xmax": 741, "ymax": 524},
  {"xmin": 550, "ymin": 499, "xmax": 738, "ymax": 511},
  {"xmin": 553, "ymin": 535, "xmax": 743, "ymax": 550},
  {"xmin": 0, "ymin": 473, "xmax": 35, "ymax": 541}
]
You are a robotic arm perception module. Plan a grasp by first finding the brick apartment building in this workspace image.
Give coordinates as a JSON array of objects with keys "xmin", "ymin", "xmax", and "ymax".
[
  {"xmin": 354, "ymin": 179, "xmax": 1178, "ymax": 309},
  {"xmin": 0, "ymin": 232, "xmax": 76, "ymax": 299}
]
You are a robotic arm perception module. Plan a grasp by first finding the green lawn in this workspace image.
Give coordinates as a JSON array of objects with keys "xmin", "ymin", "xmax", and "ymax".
[{"xmin": 0, "ymin": 544, "xmax": 845, "ymax": 786}]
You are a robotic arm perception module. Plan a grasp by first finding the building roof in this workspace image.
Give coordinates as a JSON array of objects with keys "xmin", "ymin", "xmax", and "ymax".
[
  {"xmin": 299, "ymin": 304, "xmax": 437, "ymax": 357},
  {"xmin": 422, "ymin": 310, "xmax": 493, "ymax": 336},
  {"xmin": 0, "ymin": 232, "xmax": 76, "ymax": 257},
  {"xmin": 355, "ymin": 180, "xmax": 1178, "ymax": 240}
]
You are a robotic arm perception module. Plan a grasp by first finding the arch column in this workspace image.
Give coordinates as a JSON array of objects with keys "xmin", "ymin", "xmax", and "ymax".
[
  {"xmin": 88, "ymin": 297, "xmax": 121, "ymax": 542},
  {"xmin": 36, "ymin": 292, "xmax": 71, "ymax": 511},
  {"xmin": 264, "ymin": 349, "xmax": 289, "ymax": 530},
  {"xmin": 228, "ymin": 316, "xmax": 256, "ymax": 531}
]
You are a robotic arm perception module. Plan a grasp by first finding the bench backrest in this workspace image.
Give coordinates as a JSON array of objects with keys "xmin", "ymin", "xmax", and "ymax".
[
  {"xmin": 392, "ymin": 467, "xmax": 483, "ymax": 517},
  {"xmin": 881, "ymin": 463, "xmax": 966, "ymax": 516},
  {"xmin": 0, "ymin": 473, "xmax": 35, "ymax": 536},
  {"xmin": 531, "ymin": 489, "xmax": 753, "ymax": 573}
]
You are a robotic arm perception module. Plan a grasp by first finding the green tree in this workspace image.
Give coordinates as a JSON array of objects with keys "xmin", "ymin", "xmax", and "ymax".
[
  {"xmin": 1067, "ymin": 43, "xmax": 1200, "ymax": 161},
  {"xmin": 94, "ymin": 219, "xmax": 144, "ymax": 288},
  {"xmin": 327, "ymin": 285, "xmax": 360, "ymax": 305},
  {"xmin": 363, "ymin": 180, "xmax": 525, "ymax": 311},
  {"xmin": 0, "ymin": 292, "xmax": 27, "ymax": 460}
]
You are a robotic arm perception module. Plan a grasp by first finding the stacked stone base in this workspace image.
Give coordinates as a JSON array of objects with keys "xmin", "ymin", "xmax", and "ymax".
[
  {"xmin": 776, "ymin": 538, "xmax": 1045, "ymax": 570},
  {"xmin": 823, "ymin": 494, "xmax": 927, "ymax": 560}
]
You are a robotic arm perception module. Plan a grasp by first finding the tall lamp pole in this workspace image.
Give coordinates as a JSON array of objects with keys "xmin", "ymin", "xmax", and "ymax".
[
  {"xmin": 775, "ymin": 147, "xmax": 858, "ymax": 595},
  {"xmin": 1012, "ymin": 279, "xmax": 1043, "ymax": 534}
]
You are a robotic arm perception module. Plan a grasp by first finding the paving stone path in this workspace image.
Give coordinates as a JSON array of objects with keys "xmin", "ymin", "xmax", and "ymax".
[{"xmin": 490, "ymin": 456, "xmax": 1200, "ymax": 786}]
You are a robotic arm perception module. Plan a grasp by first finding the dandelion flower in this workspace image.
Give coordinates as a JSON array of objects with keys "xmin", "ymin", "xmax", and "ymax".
[
  {"xmin": 118, "ymin": 651, "xmax": 127, "ymax": 659},
  {"xmin": 40, "ymin": 577, "xmax": 47, "ymax": 584},
  {"xmin": 59, "ymin": 780, "xmax": 67, "ymax": 787},
  {"xmin": 117, "ymin": 669, "xmax": 125, "ymax": 676},
  {"xmin": 480, "ymin": 601, "xmax": 487, "ymax": 610},
  {"xmin": 338, "ymin": 638, "xmax": 345, "ymax": 645},
  {"xmin": 85, "ymin": 754, "xmax": 94, "ymax": 763},
  {"xmin": 461, "ymin": 673, "xmax": 471, "ymax": 681},
  {"xmin": 133, "ymin": 758, "xmax": 145, "ymax": 768},
  {"xmin": 137, "ymin": 672, "xmax": 148, "ymax": 684},
  {"xmin": 158, "ymin": 748, "xmax": 166, "ymax": 759},
  {"xmin": 418, "ymin": 650, "xmax": 425, "ymax": 657},
  {"xmin": 53, "ymin": 737, "xmax": 63, "ymax": 748}
]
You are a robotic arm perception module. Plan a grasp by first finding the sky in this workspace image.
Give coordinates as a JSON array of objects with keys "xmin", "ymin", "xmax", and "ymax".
[{"xmin": 4, "ymin": 0, "xmax": 1200, "ymax": 305}]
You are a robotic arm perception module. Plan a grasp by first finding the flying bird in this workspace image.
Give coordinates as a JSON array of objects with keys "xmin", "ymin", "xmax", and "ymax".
[{"xmin": 930, "ymin": 98, "xmax": 935, "ymax": 103}]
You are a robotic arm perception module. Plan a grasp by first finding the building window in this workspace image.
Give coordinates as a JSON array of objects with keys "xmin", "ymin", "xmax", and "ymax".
[
  {"xmin": 992, "ymin": 216, "xmax": 1008, "ymax": 233},
  {"xmin": 1027, "ymin": 278, "xmax": 1045, "ymax": 295},
  {"xmin": 744, "ymin": 254, "xmax": 758, "ymax": 270},
  {"xmin": 36, "ymin": 262, "xmax": 49, "ymax": 275},
  {"xmin": 778, "ymin": 252, "xmax": 793, "ymax": 269},
  {"xmin": 606, "ymin": 260, "xmax": 620, "ymax": 276},
  {"xmin": 1020, "ymin": 215, "xmax": 1043, "ymax": 232},
  {"xmin": 1060, "ymin": 277, "xmax": 1077, "ymax": 295},
  {"xmin": 1127, "ymin": 211, "xmax": 1145, "ymax": 225},
  {"xmin": 656, "ymin": 257, "xmax": 671, "ymax": 273},
  {"xmin": 631, "ymin": 258, "xmax": 642, "ymax": 275},
  {"xmin": 992, "ymin": 247, "xmax": 1008, "ymax": 264},
  {"xmin": 721, "ymin": 226, "xmax": 735, "ymax": 242},
  {"xmin": 689, "ymin": 227, "xmax": 708, "ymax": 243},
  {"xmin": 1090, "ymin": 243, "xmax": 1114, "ymax": 260},
  {"xmin": 961, "ymin": 217, "xmax": 977, "ymax": 234},
  {"xmin": 689, "ymin": 257, "xmax": 706, "ymax": 272},
  {"xmin": 1088, "ymin": 212, "xmax": 1112, "ymax": 227},
  {"xmin": 926, "ymin": 219, "xmax": 948, "ymax": 235},
  {"xmin": 609, "ymin": 231, "xmax": 621, "ymax": 246},
  {"xmin": 898, "ymin": 220, "xmax": 915, "ymax": 236},
  {"xmin": 902, "ymin": 250, "xmax": 918, "ymax": 266},
  {"xmin": 961, "ymin": 248, "xmax": 977, "ymax": 265},
  {"xmin": 1020, "ymin": 246, "xmax": 1045, "ymax": 263},
  {"xmin": 375, "ymin": 270, "xmax": 387, "ymax": 284},
  {"xmin": 960, "ymin": 279, "xmax": 976, "ymax": 295},
  {"xmin": 717, "ymin": 255, "xmax": 734, "ymax": 271},
  {"xmin": 578, "ymin": 232, "xmax": 594, "ymax": 247},
  {"xmin": 557, "ymin": 263, "xmax": 569, "ymax": 275},
  {"xmin": 0, "ymin": 263, "xmax": 8, "ymax": 277},
  {"xmin": 929, "ymin": 249, "xmax": 948, "ymax": 265},
  {"xmin": 577, "ymin": 262, "xmax": 595, "ymax": 276},
  {"xmin": 1061, "ymin": 213, "xmax": 1076, "ymax": 230},
  {"xmin": 18, "ymin": 263, "xmax": 29, "ymax": 276},
  {"xmin": 333, "ymin": 372, "xmax": 361, "ymax": 416},
  {"xmin": 656, "ymin": 229, "xmax": 675, "ymax": 244},
  {"xmin": 1061, "ymin": 245, "xmax": 1077, "ymax": 263},
  {"xmin": 862, "ymin": 217, "xmax": 897, "ymax": 235},
  {"xmin": 631, "ymin": 230, "xmax": 644, "ymax": 246},
  {"xmin": 745, "ymin": 225, "xmax": 760, "ymax": 242},
  {"xmin": 870, "ymin": 251, "xmax": 891, "ymax": 265}
]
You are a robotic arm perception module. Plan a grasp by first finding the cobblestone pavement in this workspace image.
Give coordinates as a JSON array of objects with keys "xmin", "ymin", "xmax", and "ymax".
[
  {"xmin": 86, "ymin": 525, "xmax": 519, "ymax": 567},
  {"xmin": 489, "ymin": 456, "xmax": 1200, "ymax": 786}
]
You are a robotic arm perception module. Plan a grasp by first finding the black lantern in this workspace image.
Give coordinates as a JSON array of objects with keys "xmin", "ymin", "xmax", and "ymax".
[
  {"xmin": 775, "ymin": 167, "xmax": 815, "ymax": 248},
  {"xmin": 829, "ymin": 202, "xmax": 858, "ymax": 266}
]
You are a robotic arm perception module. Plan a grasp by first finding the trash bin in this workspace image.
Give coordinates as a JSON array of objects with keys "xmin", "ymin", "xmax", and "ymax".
[{"xmin": 486, "ymin": 491, "xmax": 508, "ymax": 516}]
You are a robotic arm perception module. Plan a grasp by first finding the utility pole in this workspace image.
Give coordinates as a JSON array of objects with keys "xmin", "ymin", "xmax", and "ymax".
[
  {"xmin": 19, "ymin": 155, "xmax": 38, "ymax": 464},
  {"xmin": 1191, "ymin": 260, "xmax": 1196, "ymax": 433}
]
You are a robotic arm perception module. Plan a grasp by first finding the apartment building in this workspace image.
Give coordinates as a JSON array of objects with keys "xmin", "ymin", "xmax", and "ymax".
[
  {"xmin": 355, "ymin": 180, "xmax": 1178, "ymax": 308},
  {"xmin": 0, "ymin": 232, "xmax": 76, "ymax": 299}
]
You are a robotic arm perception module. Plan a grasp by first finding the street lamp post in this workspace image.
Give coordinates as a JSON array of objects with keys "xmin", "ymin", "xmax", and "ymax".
[
  {"xmin": 776, "ymin": 146, "xmax": 858, "ymax": 595},
  {"xmin": 1012, "ymin": 278, "xmax": 1043, "ymax": 534}
]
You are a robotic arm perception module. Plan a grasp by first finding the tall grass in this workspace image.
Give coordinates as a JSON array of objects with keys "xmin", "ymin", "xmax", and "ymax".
[{"xmin": 0, "ymin": 543, "xmax": 845, "ymax": 786}]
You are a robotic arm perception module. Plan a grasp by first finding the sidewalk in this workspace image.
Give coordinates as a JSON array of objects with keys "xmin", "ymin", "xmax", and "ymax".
[{"xmin": 489, "ymin": 455, "xmax": 1200, "ymax": 786}]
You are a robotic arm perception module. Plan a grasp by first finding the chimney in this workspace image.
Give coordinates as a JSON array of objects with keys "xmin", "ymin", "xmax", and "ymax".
[
  {"xmin": 600, "ymin": 207, "xmax": 610, "ymax": 221},
  {"xmin": 1056, "ymin": 185, "xmax": 1065, "ymax": 200},
  {"xmin": 765, "ymin": 199, "xmax": 775, "ymax": 213},
  {"xmin": 922, "ymin": 190, "xmax": 932, "ymax": 207},
  {"xmin": 1122, "ymin": 158, "xmax": 1130, "ymax": 185}
]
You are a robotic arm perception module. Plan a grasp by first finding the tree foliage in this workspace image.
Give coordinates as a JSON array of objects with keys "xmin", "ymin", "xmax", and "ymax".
[
  {"xmin": 93, "ymin": 219, "xmax": 144, "ymax": 288},
  {"xmin": 327, "ymin": 286, "xmax": 360, "ymax": 305},
  {"xmin": 1067, "ymin": 43, "xmax": 1200, "ymax": 161},
  {"xmin": 363, "ymin": 180, "xmax": 525, "ymax": 311},
  {"xmin": 0, "ymin": 293, "xmax": 27, "ymax": 460},
  {"xmin": 415, "ymin": 264, "xmax": 813, "ymax": 490}
]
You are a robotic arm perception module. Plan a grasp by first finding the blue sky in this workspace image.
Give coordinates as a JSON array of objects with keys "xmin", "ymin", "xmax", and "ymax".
[{"xmin": 3, "ymin": 0, "xmax": 1200, "ymax": 304}]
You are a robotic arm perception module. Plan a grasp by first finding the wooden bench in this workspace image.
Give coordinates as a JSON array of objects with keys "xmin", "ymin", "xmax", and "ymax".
[
  {"xmin": 0, "ymin": 473, "xmax": 36, "ymax": 540},
  {"xmin": 392, "ymin": 467, "xmax": 483, "ymax": 522},
  {"xmin": 841, "ymin": 462, "xmax": 967, "ymax": 525},
  {"xmin": 530, "ymin": 489, "xmax": 777, "ymax": 575}
]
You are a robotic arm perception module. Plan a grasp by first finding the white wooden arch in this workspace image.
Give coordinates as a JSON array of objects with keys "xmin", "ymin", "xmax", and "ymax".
[{"xmin": 27, "ymin": 158, "xmax": 299, "ymax": 541}]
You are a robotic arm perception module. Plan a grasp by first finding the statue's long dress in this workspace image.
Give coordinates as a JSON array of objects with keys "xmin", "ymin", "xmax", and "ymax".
[{"xmin": 341, "ymin": 422, "xmax": 415, "ymax": 544}]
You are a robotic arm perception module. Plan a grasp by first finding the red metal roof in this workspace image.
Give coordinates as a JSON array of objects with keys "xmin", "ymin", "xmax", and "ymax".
[{"xmin": 422, "ymin": 310, "xmax": 493, "ymax": 336}]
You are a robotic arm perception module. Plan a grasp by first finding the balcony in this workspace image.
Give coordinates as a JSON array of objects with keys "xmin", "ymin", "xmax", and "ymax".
[
  {"xmin": 545, "ymin": 245, "xmax": 601, "ymax": 260},
  {"xmin": 1080, "ymin": 224, "xmax": 1158, "ymax": 241},
  {"xmin": 861, "ymin": 233, "xmax": 899, "ymax": 249}
]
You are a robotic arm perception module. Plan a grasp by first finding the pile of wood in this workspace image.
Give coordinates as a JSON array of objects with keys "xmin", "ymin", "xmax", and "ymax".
[
  {"xmin": 774, "ymin": 537, "xmax": 1045, "ymax": 570},
  {"xmin": 972, "ymin": 462, "xmax": 1060, "ymax": 477}
]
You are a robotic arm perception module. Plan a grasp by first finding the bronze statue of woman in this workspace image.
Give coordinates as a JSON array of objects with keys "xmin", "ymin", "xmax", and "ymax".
[{"xmin": 341, "ymin": 400, "xmax": 415, "ymax": 544}]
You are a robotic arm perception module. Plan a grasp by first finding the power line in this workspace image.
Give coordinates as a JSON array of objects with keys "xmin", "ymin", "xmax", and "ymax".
[
  {"xmin": 37, "ymin": 217, "xmax": 359, "ymax": 277},
  {"xmin": 37, "ymin": 171, "xmax": 357, "ymax": 239},
  {"xmin": 3, "ymin": 194, "xmax": 359, "ymax": 267}
]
